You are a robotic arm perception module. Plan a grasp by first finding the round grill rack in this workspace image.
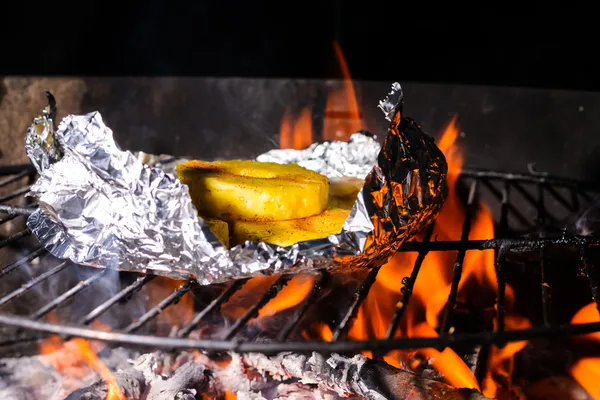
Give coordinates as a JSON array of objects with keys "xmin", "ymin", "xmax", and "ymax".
[{"xmin": 1, "ymin": 163, "xmax": 600, "ymax": 356}]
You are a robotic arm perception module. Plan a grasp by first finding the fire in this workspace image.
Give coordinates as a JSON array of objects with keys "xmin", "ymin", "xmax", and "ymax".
[
  {"xmin": 275, "ymin": 41, "xmax": 534, "ymax": 393},
  {"xmin": 224, "ymin": 41, "xmax": 364, "ymax": 322},
  {"xmin": 569, "ymin": 302, "xmax": 600, "ymax": 398},
  {"xmin": 144, "ymin": 277, "xmax": 195, "ymax": 329},
  {"xmin": 279, "ymin": 107, "xmax": 313, "ymax": 150},
  {"xmin": 39, "ymin": 326, "xmax": 125, "ymax": 399},
  {"xmin": 321, "ymin": 41, "xmax": 364, "ymax": 141},
  {"xmin": 222, "ymin": 275, "xmax": 315, "ymax": 320},
  {"xmin": 279, "ymin": 41, "xmax": 365, "ymax": 149},
  {"xmin": 338, "ymin": 117, "xmax": 485, "ymax": 392}
]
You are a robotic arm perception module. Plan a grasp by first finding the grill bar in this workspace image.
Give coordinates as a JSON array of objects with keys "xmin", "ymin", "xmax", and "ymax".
[
  {"xmin": 0, "ymin": 261, "xmax": 70, "ymax": 307},
  {"xmin": 277, "ymin": 271, "xmax": 329, "ymax": 341},
  {"xmin": 545, "ymin": 183, "xmax": 577, "ymax": 213},
  {"xmin": 536, "ymin": 183, "xmax": 552, "ymax": 327},
  {"xmin": 178, "ymin": 279, "xmax": 248, "ymax": 338},
  {"xmin": 0, "ymin": 229, "xmax": 31, "ymax": 250},
  {"xmin": 0, "ymin": 185, "xmax": 32, "ymax": 203},
  {"xmin": 494, "ymin": 247, "xmax": 508, "ymax": 347},
  {"xmin": 460, "ymin": 168, "xmax": 598, "ymax": 191},
  {"xmin": 0, "ymin": 247, "xmax": 46, "ymax": 278},
  {"xmin": 78, "ymin": 275, "xmax": 156, "ymax": 326},
  {"xmin": 0, "ymin": 164, "xmax": 599, "ymax": 357},
  {"xmin": 397, "ymin": 237, "xmax": 600, "ymax": 252},
  {"xmin": 513, "ymin": 182, "xmax": 556, "ymax": 225},
  {"xmin": 30, "ymin": 269, "xmax": 109, "ymax": 320},
  {"xmin": 123, "ymin": 281, "xmax": 193, "ymax": 333},
  {"xmin": 385, "ymin": 223, "xmax": 435, "ymax": 340},
  {"xmin": 481, "ymin": 178, "xmax": 533, "ymax": 229},
  {"xmin": 2, "ymin": 312, "xmax": 600, "ymax": 354},
  {"xmin": 223, "ymin": 275, "xmax": 291, "ymax": 340},
  {"xmin": 498, "ymin": 181, "xmax": 510, "ymax": 235},
  {"xmin": 0, "ymin": 169, "xmax": 34, "ymax": 189},
  {"xmin": 332, "ymin": 266, "xmax": 381, "ymax": 341},
  {"xmin": 0, "ymin": 213, "xmax": 20, "ymax": 225},
  {"xmin": 581, "ymin": 247, "xmax": 600, "ymax": 315},
  {"xmin": 0, "ymin": 204, "xmax": 38, "ymax": 215},
  {"xmin": 0, "ymin": 164, "xmax": 36, "ymax": 176},
  {"xmin": 439, "ymin": 180, "xmax": 479, "ymax": 337}
]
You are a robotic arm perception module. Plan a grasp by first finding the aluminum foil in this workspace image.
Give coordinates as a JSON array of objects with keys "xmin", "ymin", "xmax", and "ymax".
[
  {"xmin": 25, "ymin": 82, "xmax": 448, "ymax": 284},
  {"xmin": 256, "ymin": 131, "xmax": 381, "ymax": 179},
  {"xmin": 25, "ymin": 92, "xmax": 62, "ymax": 174}
]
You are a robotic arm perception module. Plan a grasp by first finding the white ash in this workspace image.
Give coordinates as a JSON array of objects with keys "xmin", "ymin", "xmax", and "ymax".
[
  {"xmin": 0, "ymin": 346, "xmax": 138, "ymax": 400},
  {"xmin": 2, "ymin": 345, "xmax": 492, "ymax": 400}
]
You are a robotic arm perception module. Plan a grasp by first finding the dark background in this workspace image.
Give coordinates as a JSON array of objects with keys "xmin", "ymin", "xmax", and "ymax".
[{"xmin": 2, "ymin": 2, "xmax": 598, "ymax": 92}]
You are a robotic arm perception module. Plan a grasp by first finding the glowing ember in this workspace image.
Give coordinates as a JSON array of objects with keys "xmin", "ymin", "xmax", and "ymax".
[
  {"xmin": 39, "ymin": 333, "xmax": 125, "ymax": 400},
  {"xmin": 569, "ymin": 302, "xmax": 600, "ymax": 398},
  {"xmin": 224, "ymin": 390, "xmax": 238, "ymax": 400},
  {"xmin": 482, "ymin": 315, "xmax": 531, "ymax": 398}
]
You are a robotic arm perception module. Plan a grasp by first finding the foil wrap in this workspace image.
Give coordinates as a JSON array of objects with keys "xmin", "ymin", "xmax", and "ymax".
[
  {"xmin": 25, "ymin": 82, "xmax": 448, "ymax": 284},
  {"xmin": 256, "ymin": 131, "xmax": 381, "ymax": 179}
]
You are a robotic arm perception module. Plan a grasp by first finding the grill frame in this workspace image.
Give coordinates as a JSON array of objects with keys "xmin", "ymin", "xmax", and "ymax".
[{"xmin": 0, "ymin": 163, "xmax": 600, "ymax": 357}]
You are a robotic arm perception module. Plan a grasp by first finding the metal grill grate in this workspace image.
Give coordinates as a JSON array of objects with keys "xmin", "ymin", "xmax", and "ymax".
[{"xmin": 0, "ymin": 163, "xmax": 600, "ymax": 357}]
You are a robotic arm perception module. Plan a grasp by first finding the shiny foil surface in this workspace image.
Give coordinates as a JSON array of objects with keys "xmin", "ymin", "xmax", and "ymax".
[
  {"xmin": 256, "ymin": 131, "xmax": 381, "ymax": 179},
  {"xmin": 25, "ymin": 83, "xmax": 448, "ymax": 284}
]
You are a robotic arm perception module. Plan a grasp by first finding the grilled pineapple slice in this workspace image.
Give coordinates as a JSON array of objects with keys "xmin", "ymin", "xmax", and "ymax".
[
  {"xmin": 327, "ymin": 176, "xmax": 363, "ymax": 210},
  {"xmin": 231, "ymin": 208, "xmax": 351, "ymax": 247},
  {"xmin": 329, "ymin": 176, "xmax": 364, "ymax": 198},
  {"xmin": 177, "ymin": 160, "xmax": 329, "ymax": 222}
]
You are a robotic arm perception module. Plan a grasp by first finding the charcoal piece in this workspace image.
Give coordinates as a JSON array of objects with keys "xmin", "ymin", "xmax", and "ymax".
[
  {"xmin": 65, "ymin": 355, "xmax": 208, "ymax": 400},
  {"xmin": 524, "ymin": 377, "xmax": 593, "ymax": 400},
  {"xmin": 144, "ymin": 361, "xmax": 208, "ymax": 400},
  {"xmin": 131, "ymin": 353, "xmax": 210, "ymax": 399},
  {"xmin": 240, "ymin": 352, "xmax": 490, "ymax": 400},
  {"xmin": 64, "ymin": 370, "xmax": 145, "ymax": 400}
]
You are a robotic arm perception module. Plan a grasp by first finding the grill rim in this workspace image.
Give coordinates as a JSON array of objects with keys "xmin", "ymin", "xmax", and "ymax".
[{"xmin": 0, "ymin": 163, "xmax": 599, "ymax": 358}]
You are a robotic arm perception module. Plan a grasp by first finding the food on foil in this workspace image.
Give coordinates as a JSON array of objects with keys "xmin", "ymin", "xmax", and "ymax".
[
  {"xmin": 328, "ymin": 177, "xmax": 364, "ymax": 210},
  {"xmin": 231, "ymin": 208, "xmax": 351, "ymax": 247},
  {"xmin": 206, "ymin": 218, "xmax": 230, "ymax": 248},
  {"xmin": 24, "ymin": 82, "xmax": 448, "ymax": 284},
  {"xmin": 176, "ymin": 159, "xmax": 357, "ymax": 248},
  {"xmin": 176, "ymin": 160, "xmax": 329, "ymax": 222}
]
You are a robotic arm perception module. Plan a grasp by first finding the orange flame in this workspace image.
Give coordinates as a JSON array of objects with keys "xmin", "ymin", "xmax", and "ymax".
[
  {"xmin": 300, "ymin": 115, "xmax": 527, "ymax": 394},
  {"xmin": 222, "ymin": 275, "xmax": 315, "ymax": 322},
  {"xmin": 224, "ymin": 390, "xmax": 238, "ymax": 400},
  {"xmin": 279, "ymin": 41, "xmax": 364, "ymax": 149},
  {"xmin": 279, "ymin": 108, "xmax": 313, "ymax": 150},
  {"xmin": 142, "ymin": 277, "xmax": 195, "ymax": 330},
  {"xmin": 569, "ymin": 302, "xmax": 600, "ymax": 398},
  {"xmin": 39, "ymin": 331, "xmax": 125, "ymax": 400},
  {"xmin": 482, "ymin": 315, "xmax": 531, "ymax": 398},
  {"xmin": 274, "ymin": 41, "xmax": 532, "ymax": 395},
  {"xmin": 322, "ymin": 41, "xmax": 363, "ymax": 141}
]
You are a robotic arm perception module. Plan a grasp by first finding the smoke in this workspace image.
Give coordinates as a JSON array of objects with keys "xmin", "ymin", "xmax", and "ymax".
[
  {"xmin": 574, "ymin": 197, "xmax": 600, "ymax": 237},
  {"xmin": 0, "ymin": 242, "xmax": 148, "ymax": 335}
]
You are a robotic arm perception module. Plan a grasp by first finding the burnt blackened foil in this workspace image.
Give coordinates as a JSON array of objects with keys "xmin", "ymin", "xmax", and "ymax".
[
  {"xmin": 25, "ymin": 82, "xmax": 448, "ymax": 284},
  {"xmin": 349, "ymin": 83, "xmax": 448, "ymax": 268}
]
